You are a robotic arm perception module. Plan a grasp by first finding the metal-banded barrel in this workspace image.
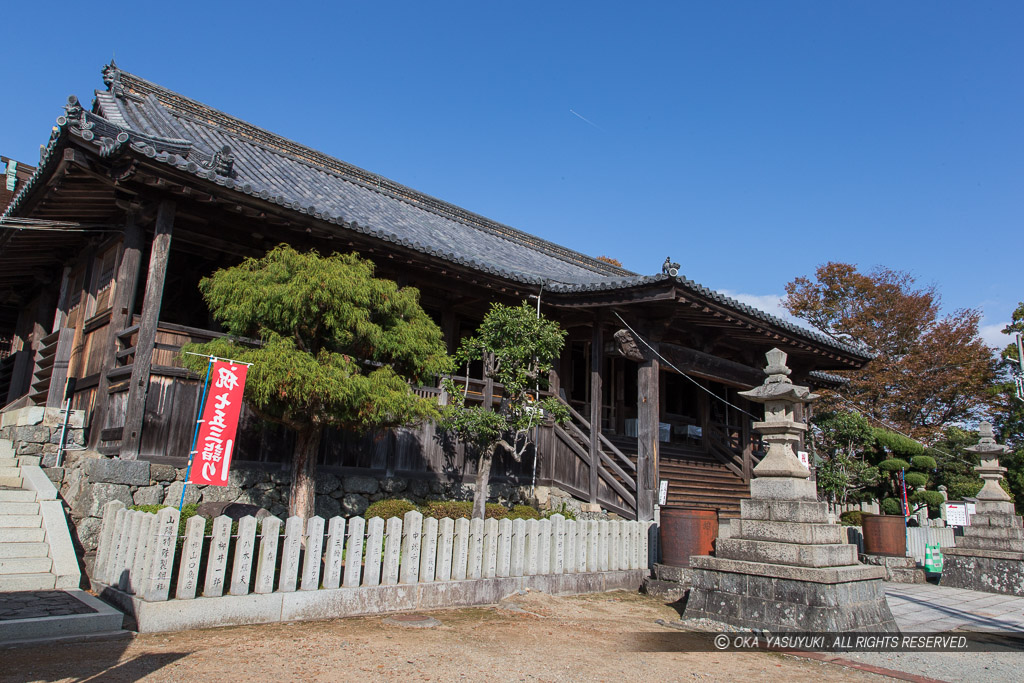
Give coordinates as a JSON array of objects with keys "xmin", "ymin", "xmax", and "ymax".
[
  {"xmin": 861, "ymin": 513, "xmax": 907, "ymax": 557},
  {"xmin": 659, "ymin": 507, "xmax": 718, "ymax": 567}
]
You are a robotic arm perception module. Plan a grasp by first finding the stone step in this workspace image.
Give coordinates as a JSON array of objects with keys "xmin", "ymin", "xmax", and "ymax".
[
  {"xmin": 0, "ymin": 456, "xmax": 17, "ymax": 467},
  {"xmin": 0, "ymin": 542, "xmax": 50, "ymax": 559},
  {"xmin": 0, "ymin": 572, "xmax": 57, "ymax": 591},
  {"xmin": 0, "ymin": 515, "xmax": 43, "ymax": 528},
  {"xmin": 17, "ymin": 456, "xmax": 42, "ymax": 467},
  {"xmin": 733, "ymin": 518, "xmax": 846, "ymax": 545},
  {"xmin": 0, "ymin": 556, "xmax": 53, "ymax": 574},
  {"xmin": 0, "ymin": 590, "xmax": 126, "ymax": 645},
  {"xmin": 715, "ymin": 537, "xmax": 859, "ymax": 568},
  {"xmin": 0, "ymin": 466, "xmax": 22, "ymax": 478},
  {"xmin": 0, "ymin": 490, "xmax": 36, "ymax": 502},
  {"xmin": 0, "ymin": 501, "xmax": 40, "ymax": 515},
  {"xmin": 0, "ymin": 476, "xmax": 23, "ymax": 487},
  {"xmin": 0, "ymin": 526, "xmax": 46, "ymax": 542}
]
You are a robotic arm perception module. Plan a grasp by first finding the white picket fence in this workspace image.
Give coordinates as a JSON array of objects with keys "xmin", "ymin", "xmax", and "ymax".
[{"xmin": 92, "ymin": 502, "xmax": 651, "ymax": 603}]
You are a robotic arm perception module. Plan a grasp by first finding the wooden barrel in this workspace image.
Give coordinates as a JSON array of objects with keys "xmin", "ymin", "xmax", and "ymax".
[
  {"xmin": 861, "ymin": 513, "xmax": 907, "ymax": 557},
  {"xmin": 659, "ymin": 507, "xmax": 718, "ymax": 567}
]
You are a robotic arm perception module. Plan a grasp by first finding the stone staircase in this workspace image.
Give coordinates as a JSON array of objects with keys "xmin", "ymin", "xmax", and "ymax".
[{"xmin": 0, "ymin": 439, "xmax": 79, "ymax": 591}]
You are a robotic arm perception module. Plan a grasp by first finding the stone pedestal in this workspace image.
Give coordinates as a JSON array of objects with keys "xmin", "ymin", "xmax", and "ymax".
[
  {"xmin": 643, "ymin": 563, "xmax": 692, "ymax": 602},
  {"xmin": 941, "ymin": 424, "xmax": 1024, "ymax": 595},
  {"xmin": 682, "ymin": 349, "xmax": 898, "ymax": 632},
  {"xmin": 859, "ymin": 554, "xmax": 926, "ymax": 584}
]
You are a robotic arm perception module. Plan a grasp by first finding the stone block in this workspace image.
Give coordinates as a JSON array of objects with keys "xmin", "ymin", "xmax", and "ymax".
[
  {"xmin": 970, "ymin": 513, "xmax": 1023, "ymax": 528},
  {"xmin": 380, "ymin": 476, "xmax": 407, "ymax": 494},
  {"xmin": 734, "ymin": 519, "xmax": 845, "ymax": 545},
  {"xmin": 340, "ymin": 493, "xmax": 369, "ymax": 517},
  {"xmin": 959, "ymin": 535, "xmax": 1024, "ymax": 553},
  {"xmin": 162, "ymin": 481, "xmax": 201, "ymax": 507},
  {"xmin": 44, "ymin": 467, "xmax": 65, "ymax": 484},
  {"xmin": 407, "ymin": 479, "xmax": 430, "ymax": 499},
  {"xmin": 749, "ymin": 476, "xmax": 817, "ymax": 501},
  {"xmin": 740, "ymin": 498, "xmax": 830, "ymax": 523},
  {"xmin": 73, "ymin": 482, "xmax": 133, "ymax": 519},
  {"xmin": 86, "ymin": 458, "xmax": 151, "ymax": 486},
  {"xmin": 201, "ymin": 485, "xmax": 243, "ymax": 504},
  {"xmin": 690, "ymin": 555, "xmax": 886, "ymax": 584},
  {"xmin": 269, "ymin": 470, "xmax": 292, "ymax": 486},
  {"xmin": 14, "ymin": 425, "xmax": 50, "ymax": 444},
  {"xmin": 228, "ymin": 468, "xmax": 267, "ymax": 488},
  {"xmin": 314, "ymin": 472, "xmax": 341, "ymax": 495},
  {"xmin": 315, "ymin": 494, "xmax": 342, "ymax": 519},
  {"xmin": 149, "ymin": 464, "xmax": 177, "ymax": 483},
  {"xmin": 344, "ymin": 475, "xmax": 379, "ymax": 495},
  {"xmin": 975, "ymin": 500, "xmax": 1016, "ymax": 515},
  {"xmin": 16, "ymin": 442, "xmax": 42, "ymax": 455},
  {"xmin": 642, "ymin": 577, "xmax": 687, "ymax": 602},
  {"xmin": 941, "ymin": 552, "xmax": 1024, "ymax": 596},
  {"xmin": 963, "ymin": 525, "xmax": 1024, "ymax": 540},
  {"xmin": 133, "ymin": 485, "xmax": 165, "ymax": 507},
  {"xmin": 716, "ymin": 538, "xmax": 858, "ymax": 568},
  {"xmin": 75, "ymin": 516, "xmax": 104, "ymax": 554}
]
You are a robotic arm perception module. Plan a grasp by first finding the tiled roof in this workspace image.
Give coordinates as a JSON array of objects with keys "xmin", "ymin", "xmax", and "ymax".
[{"xmin": 3, "ymin": 63, "xmax": 871, "ymax": 362}]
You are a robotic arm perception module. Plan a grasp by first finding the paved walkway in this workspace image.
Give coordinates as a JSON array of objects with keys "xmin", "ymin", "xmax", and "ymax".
[{"xmin": 884, "ymin": 582, "xmax": 1024, "ymax": 633}]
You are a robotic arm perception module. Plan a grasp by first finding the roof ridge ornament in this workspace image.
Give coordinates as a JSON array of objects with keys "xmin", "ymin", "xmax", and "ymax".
[
  {"xmin": 662, "ymin": 257, "xmax": 680, "ymax": 277},
  {"xmin": 102, "ymin": 60, "xmax": 124, "ymax": 97}
]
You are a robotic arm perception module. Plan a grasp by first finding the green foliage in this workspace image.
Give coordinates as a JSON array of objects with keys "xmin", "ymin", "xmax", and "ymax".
[
  {"xmin": 181, "ymin": 245, "xmax": 451, "ymax": 433},
  {"xmin": 910, "ymin": 489, "xmax": 945, "ymax": 509},
  {"xmin": 839, "ymin": 510, "xmax": 864, "ymax": 526},
  {"xmin": 506, "ymin": 504, "xmax": 542, "ymax": 520},
  {"xmin": 364, "ymin": 499, "xmax": 420, "ymax": 520},
  {"xmin": 878, "ymin": 458, "xmax": 910, "ymax": 473},
  {"xmin": 910, "ymin": 456, "xmax": 936, "ymax": 471},
  {"xmin": 811, "ymin": 411, "xmax": 876, "ymax": 505},
  {"xmin": 439, "ymin": 302, "xmax": 568, "ymax": 517},
  {"xmin": 880, "ymin": 498, "xmax": 903, "ymax": 515},
  {"xmin": 418, "ymin": 500, "xmax": 508, "ymax": 519},
  {"xmin": 903, "ymin": 472, "xmax": 928, "ymax": 488},
  {"xmin": 872, "ymin": 429, "xmax": 924, "ymax": 458}
]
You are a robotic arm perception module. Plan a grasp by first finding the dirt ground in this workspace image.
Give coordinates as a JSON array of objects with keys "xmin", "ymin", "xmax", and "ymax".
[{"xmin": 1, "ymin": 591, "xmax": 896, "ymax": 682}]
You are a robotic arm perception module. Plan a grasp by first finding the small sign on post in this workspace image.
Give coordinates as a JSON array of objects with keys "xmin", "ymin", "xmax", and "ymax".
[
  {"xmin": 188, "ymin": 360, "xmax": 248, "ymax": 487},
  {"xmin": 658, "ymin": 479, "xmax": 668, "ymax": 506}
]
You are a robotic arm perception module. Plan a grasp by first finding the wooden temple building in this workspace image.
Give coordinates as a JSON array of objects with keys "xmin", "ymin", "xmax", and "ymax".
[{"xmin": 0, "ymin": 64, "xmax": 869, "ymax": 521}]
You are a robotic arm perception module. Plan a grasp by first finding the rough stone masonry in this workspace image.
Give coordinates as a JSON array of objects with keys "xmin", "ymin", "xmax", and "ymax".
[
  {"xmin": 941, "ymin": 422, "xmax": 1024, "ymax": 596},
  {"xmin": 682, "ymin": 348, "xmax": 898, "ymax": 632}
]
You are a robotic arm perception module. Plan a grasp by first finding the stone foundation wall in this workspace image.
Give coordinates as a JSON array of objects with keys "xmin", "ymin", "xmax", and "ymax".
[
  {"xmin": 941, "ymin": 551, "xmax": 1024, "ymax": 596},
  {"xmin": 0, "ymin": 406, "xmax": 86, "ymax": 464}
]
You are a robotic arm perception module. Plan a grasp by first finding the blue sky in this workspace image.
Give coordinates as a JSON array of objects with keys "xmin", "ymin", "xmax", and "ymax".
[{"xmin": 4, "ymin": 2, "xmax": 1021, "ymax": 349}]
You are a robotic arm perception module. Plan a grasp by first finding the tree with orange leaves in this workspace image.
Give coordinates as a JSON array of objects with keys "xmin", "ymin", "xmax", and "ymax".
[{"xmin": 784, "ymin": 262, "xmax": 998, "ymax": 442}]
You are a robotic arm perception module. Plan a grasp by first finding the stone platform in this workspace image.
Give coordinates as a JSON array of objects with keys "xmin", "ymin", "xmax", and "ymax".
[
  {"xmin": 642, "ymin": 563, "xmax": 691, "ymax": 603},
  {"xmin": 859, "ymin": 554, "xmax": 926, "ymax": 584}
]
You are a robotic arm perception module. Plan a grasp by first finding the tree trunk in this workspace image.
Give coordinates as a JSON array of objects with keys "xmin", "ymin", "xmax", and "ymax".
[
  {"xmin": 472, "ymin": 447, "xmax": 495, "ymax": 519},
  {"xmin": 289, "ymin": 426, "xmax": 321, "ymax": 521}
]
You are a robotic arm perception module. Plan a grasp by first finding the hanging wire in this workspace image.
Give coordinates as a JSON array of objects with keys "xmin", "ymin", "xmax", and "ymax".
[{"xmin": 612, "ymin": 311, "xmax": 760, "ymax": 420}]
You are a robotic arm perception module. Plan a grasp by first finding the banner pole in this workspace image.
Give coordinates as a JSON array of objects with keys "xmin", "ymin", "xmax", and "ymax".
[{"xmin": 180, "ymin": 357, "xmax": 215, "ymax": 512}]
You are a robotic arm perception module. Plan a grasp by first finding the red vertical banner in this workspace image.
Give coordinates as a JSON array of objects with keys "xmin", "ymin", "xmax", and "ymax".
[{"xmin": 189, "ymin": 360, "xmax": 248, "ymax": 487}]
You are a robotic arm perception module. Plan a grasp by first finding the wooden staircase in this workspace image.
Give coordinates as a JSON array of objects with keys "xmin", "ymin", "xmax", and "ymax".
[{"xmin": 607, "ymin": 436, "xmax": 751, "ymax": 520}]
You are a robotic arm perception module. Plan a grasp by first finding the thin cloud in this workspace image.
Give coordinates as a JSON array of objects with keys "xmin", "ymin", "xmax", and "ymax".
[{"xmin": 569, "ymin": 109, "xmax": 604, "ymax": 131}]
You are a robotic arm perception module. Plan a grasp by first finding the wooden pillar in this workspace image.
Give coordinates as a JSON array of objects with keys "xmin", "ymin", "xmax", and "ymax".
[
  {"xmin": 121, "ymin": 201, "xmax": 175, "ymax": 460},
  {"xmin": 6, "ymin": 293, "xmax": 54, "ymax": 403},
  {"xmin": 44, "ymin": 267, "xmax": 75, "ymax": 408},
  {"xmin": 589, "ymin": 320, "xmax": 603, "ymax": 504},
  {"xmin": 89, "ymin": 215, "xmax": 145, "ymax": 449},
  {"xmin": 636, "ymin": 350, "xmax": 659, "ymax": 521},
  {"xmin": 441, "ymin": 310, "xmax": 458, "ymax": 355}
]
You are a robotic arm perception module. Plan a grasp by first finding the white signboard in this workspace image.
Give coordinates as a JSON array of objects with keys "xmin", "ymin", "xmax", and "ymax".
[
  {"xmin": 797, "ymin": 450, "xmax": 810, "ymax": 469},
  {"xmin": 943, "ymin": 502, "xmax": 969, "ymax": 527},
  {"xmin": 658, "ymin": 480, "xmax": 669, "ymax": 506}
]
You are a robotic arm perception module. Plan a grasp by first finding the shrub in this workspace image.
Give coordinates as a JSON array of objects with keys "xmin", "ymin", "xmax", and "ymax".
[
  {"xmin": 903, "ymin": 472, "xmax": 928, "ymax": 489},
  {"xmin": 365, "ymin": 499, "xmax": 420, "ymax": 520},
  {"xmin": 881, "ymin": 497, "xmax": 903, "ymax": 515},
  {"xmin": 506, "ymin": 505, "xmax": 541, "ymax": 520},
  {"xmin": 878, "ymin": 458, "xmax": 910, "ymax": 473},
  {"xmin": 839, "ymin": 510, "xmax": 864, "ymax": 526},
  {"xmin": 910, "ymin": 490, "xmax": 945, "ymax": 509},
  {"xmin": 421, "ymin": 500, "xmax": 474, "ymax": 519},
  {"xmin": 420, "ymin": 500, "xmax": 509, "ymax": 519},
  {"xmin": 910, "ymin": 455, "xmax": 937, "ymax": 471}
]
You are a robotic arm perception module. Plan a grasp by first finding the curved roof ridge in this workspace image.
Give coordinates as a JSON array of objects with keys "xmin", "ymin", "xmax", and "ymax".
[{"xmin": 109, "ymin": 66, "xmax": 631, "ymax": 280}]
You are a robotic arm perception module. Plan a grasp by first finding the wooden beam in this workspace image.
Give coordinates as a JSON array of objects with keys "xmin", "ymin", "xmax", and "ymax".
[
  {"xmin": 89, "ymin": 214, "xmax": 144, "ymax": 450},
  {"xmin": 589, "ymin": 317, "xmax": 602, "ymax": 504},
  {"xmin": 658, "ymin": 342, "xmax": 764, "ymax": 389},
  {"xmin": 121, "ymin": 200, "xmax": 175, "ymax": 460},
  {"xmin": 636, "ymin": 349, "xmax": 658, "ymax": 521}
]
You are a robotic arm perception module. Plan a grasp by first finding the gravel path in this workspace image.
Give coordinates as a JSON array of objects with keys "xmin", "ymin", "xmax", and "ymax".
[{"xmin": 0, "ymin": 591, "xmax": 894, "ymax": 682}]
